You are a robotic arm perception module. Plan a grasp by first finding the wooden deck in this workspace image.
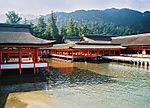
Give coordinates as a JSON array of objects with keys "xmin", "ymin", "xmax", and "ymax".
[
  {"xmin": 47, "ymin": 48, "xmax": 120, "ymax": 61},
  {"xmin": 102, "ymin": 56, "xmax": 150, "ymax": 67},
  {"xmin": 51, "ymin": 53, "xmax": 98, "ymax": 59}
]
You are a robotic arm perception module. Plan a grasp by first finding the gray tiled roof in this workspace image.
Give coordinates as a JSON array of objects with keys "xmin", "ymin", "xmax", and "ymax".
[
  {"xmin": 82, "ymin": 34, "xmax": 114, "ymax": 41},
  {"xmin": 0, "ymin": 23, "xmax": 54, "ymax": 45},
  {"xmin": 0, "ymin": 32, "xmax": 54, "ymax": 45},
  {"xmin": 50, "ymin": 42, "xmax": 124, "ymax": 49},
  {"xmin": 112, "ymin": 33, "xmax": 150, "ymax": 46}
]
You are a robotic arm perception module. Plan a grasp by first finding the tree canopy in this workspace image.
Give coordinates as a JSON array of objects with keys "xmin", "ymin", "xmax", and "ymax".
[
  {"xmin": 6, "ymin": 11, "xmax": 22, "ymax": 24},
  {"xmin": 5, "ymin": 10, "xmax": 142, "ymax": 43},
  {"xmin": 49, "ymin": 11, "xmax": 59, "ymax": 39}
]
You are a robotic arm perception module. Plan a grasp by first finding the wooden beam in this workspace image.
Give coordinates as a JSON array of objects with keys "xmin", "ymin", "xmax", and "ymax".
[{"xmin": 1, "ymin": 49, "xmax": 35, "ymax": 53}]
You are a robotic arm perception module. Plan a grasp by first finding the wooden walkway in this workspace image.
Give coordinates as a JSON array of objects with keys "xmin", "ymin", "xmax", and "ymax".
[
  {"xmin": 44, "ymin": 48, "xmax": 121, "ymax": 61},
  {"xmin": 102, "ymin": 56, "xmax": 150, "ymax": 67}
]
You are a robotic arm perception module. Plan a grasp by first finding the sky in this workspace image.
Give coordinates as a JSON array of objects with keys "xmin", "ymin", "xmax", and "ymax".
[{"xmin": 0, "ymin": 0, "xmax": 150, "ymax": 15}]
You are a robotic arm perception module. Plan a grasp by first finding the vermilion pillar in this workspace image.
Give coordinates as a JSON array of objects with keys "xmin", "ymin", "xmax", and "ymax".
[
  {"xmin": 96, "ymin": 50, "xmax": 98, "ymax": 56},
  {"xmin": 72, "ymin": 50, "xmax": 73, "ymax": 58},
  {"xmin": 35, "ymin": 48, "xmax": 39, "ymax": 62},
  {"xmin": 114, "ymin": 50, "xmax": 116, "ymax": 56},
  {"xmin": 0, "ymin": 49, "xmax": 2, "ymax": 71},
  {"xmin": 108, "ymin": 49, "xmax": 110, "ymax": 56},
  {"xmin": 119, "ymin": 50, "xmax": 121, "ymax": 56},
  {"xmin": 19, "ymin": 48, "xmax": 22, "ymax": 75},
  {"xmin": 34, "ymin": 48, "xmax": 39, "ymax": 75}
]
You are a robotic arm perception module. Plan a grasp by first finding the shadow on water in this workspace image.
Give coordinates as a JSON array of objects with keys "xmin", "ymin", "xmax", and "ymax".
[
  {"xmin": 0, "ymin": 66, "xmax": 117, "ymax": 108},
  {"xmin": 0, "ymin": 68, "xmax": 51, "ymax": 92},
  {"xmin": 0, "ymin": 68, "xmax": 51, "ymax": 108},
  {"xmin": 74, "ymin": 58, "xmax": 110, "ymax": 64},
  {"xmin": 49, "ymin": 67, "xmax": 117, "ymax": 88},
  {"xmin": 0, "ymin": 92, "xmax": 9, "ymax": 108}
]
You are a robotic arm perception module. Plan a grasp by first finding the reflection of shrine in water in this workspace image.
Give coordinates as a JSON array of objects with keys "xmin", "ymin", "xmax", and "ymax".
[
  {"xmin": 48, "ymin": 59, "xmax": 74, "ymax": 74},
  {"xmin": 47, "ymin": 59, "xmax": 116, "ymax": 86}
]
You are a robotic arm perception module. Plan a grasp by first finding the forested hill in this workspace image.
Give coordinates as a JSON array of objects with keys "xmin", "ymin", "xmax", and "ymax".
[{"xmin": 31, "ymin": 8, "xmax": 150, "ymax": 36}]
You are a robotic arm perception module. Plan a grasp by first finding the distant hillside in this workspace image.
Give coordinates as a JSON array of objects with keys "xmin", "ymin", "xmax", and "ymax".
[{"xmin": 31, "ymin": 8, "xmax": 150, "ymax": 36}]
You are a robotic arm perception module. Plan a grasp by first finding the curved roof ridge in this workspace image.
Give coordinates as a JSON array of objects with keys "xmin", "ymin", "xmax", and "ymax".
[
  {"xmin": 112, "ymin": 33, "xmax": 150, "ymax": 39},
  {"xmin": 0, "ymin": 32, "xmax": 55, "ymax": 44}
]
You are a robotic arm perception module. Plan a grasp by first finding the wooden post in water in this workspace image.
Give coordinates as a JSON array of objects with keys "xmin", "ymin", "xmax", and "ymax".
[
  {"xmin": 133, "ymin": 61, "xmax": 136, "ymax": 65},
  {"xmin": 147, "ymin": 62, "xmax": 149, "ymax": 67},
  {"xmin": 144, "ymin": 61, "xmax": 147, "ymax": 67},
  {"xmin": 137, "ymin": 61, "xmax": 139, "ymax": 66}
]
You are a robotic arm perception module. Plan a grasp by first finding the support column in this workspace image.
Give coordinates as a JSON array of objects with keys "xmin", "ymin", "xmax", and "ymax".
[
  {"xmin": 119, "ymin": 50, "xmax": 121, "ymax": 56},
  {"xmin": 34, "ymin": 48, "xmax": 38, "ymax": 75},
  {"xmin": 0, "ymin": 49, "xmax": 2, "ymax": 77},
  {"xmin": 114, "ymin": 50, "xmax": 116, "ymax": 56},
  {"xmin": 0, "ymin": 49, "xmax": 2, "ymax": 70},
  {"xmin": 96, "ymin": 50, "xmax": 98, "ymax": 57},
  {"xmin": 35, "ymin": 48, "xmax": 39, "ymax": 62},
  {"xmin": 108, "ymin": 49, "xmax": 110, "ymax": 56},
  {"xmin": 67, "ymin": 51, "xmax": 68, "ymax": 60},
  {"xmin": 90, "ymin": 50, "xmax": 92, "ymax": 57},
  {"xmin": 88, "ymin": 50, "xmax": 89, "ymax": 56},
  {"xmin": 72, "ymin": 50, "xmax": 74, "ymax": 61},
  {"xmin": 19, "ymin": 48, "xmax": 22, "ymax": 75}
]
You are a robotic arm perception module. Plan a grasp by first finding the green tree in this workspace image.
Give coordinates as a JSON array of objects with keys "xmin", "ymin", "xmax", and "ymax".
[
  {"xmin": 81, "ymin": 25, "xmax": 89, "ymax": 35},
  {"xmin": 23, "ymin": 18, "xmax": 28, "ymax": 24},
  {"xmin": 30, "ymin": 22, "xmax": 36, "ymax": 35},
  {"xmin": 6, "ymin": 11, "xmax": 22, "ymax": 24},
  {"xmin": 60, "ymin": 26, "xmax": 67, "ymax": 37},
  {"xmin": 35, "ymin": 16, "xmax": 47, "ymax": 38},
  {"xmin": 37, "ymin": 16, "xmax": 46, "ymax": 30},
  {"xmin": 47, "ymin": 11, "xmax": 61, "ymax": 42},
  {"xmin": 74, "ymin": 26, "xmax": 79, "ymax": 36},
  {"xmin": 66, "ymin": 19, "xmax": 76, "ymax": 36},
  {"xmin": 44, "ymin": 25, "xmax": 52, "ymax": 39}
]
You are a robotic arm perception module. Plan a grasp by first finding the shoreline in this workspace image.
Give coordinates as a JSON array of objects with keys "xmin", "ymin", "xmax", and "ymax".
[
  {"xmin": 3, "ymin": 90, "xmax": 54, "ymax": 108},
  {"xmin": 2, "ymin": 90, "xmax": 74, "ymax": 108}
]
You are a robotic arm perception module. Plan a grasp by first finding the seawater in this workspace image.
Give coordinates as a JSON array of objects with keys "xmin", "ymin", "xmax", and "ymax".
[
  {"xmin": 46, "ymin": 59, "xmax": 150, "ymax": 108},
  {"xmin": 1, "ymin": 59, "xmax": 150, "ymax": 108}
]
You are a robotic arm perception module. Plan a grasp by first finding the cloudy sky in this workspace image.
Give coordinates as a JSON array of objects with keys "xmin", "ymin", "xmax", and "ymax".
[{"xmin": 0, "ymin": 0, "xmax": 149, "ymax": 15}]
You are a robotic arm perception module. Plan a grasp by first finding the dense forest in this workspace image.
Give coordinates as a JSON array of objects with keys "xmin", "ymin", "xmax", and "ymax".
[
  {"xmin": 4, "ymin": 8, "xmax": 150, "ymax": 42},
  {"xmin": 30, "ymin": 8, "xmax": 150, "ymax": 38},
  {"xmin": 62, "ymin": 8, "xmax": 150, "ymax": 34}
]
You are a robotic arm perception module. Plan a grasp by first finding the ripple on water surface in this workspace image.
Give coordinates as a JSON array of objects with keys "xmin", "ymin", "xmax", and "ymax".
[
  {"xmin": 1, "ymin": 59, "xmax": 150, "ymax": 108},
  {"xmin": 46, "ymin": 59, "xmax": 150, "ymax": 108}
]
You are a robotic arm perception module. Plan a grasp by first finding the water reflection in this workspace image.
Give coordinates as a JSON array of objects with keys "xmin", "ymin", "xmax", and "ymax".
[
  {"xmin": 49, "ymin": 60, "xmax": 74, "ymax": 74},
  {"xmin": 49, "ymin": 67, "xmax": 116, "ymax": 88},
  {"xmin": 0, "ymin": 69, "xmax": 47, "ymax": 86},
  {"xmin": 1, "ymin": 59, "xmax": 150, "ymax": 108},
  {"xmin": 47, "ymin": 59, "xmax": 150, "ymax": 108}
]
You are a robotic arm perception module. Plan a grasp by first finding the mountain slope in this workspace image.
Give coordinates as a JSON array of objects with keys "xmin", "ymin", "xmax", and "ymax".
[{"xmin": 31, "ymin": 8, "xmax": 150, "ymax": 35}]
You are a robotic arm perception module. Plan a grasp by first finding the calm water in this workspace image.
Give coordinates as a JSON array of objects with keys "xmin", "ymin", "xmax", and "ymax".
[{"xmin": 47, "ymin": 59, "xmax": 150, "ymax": 108}]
